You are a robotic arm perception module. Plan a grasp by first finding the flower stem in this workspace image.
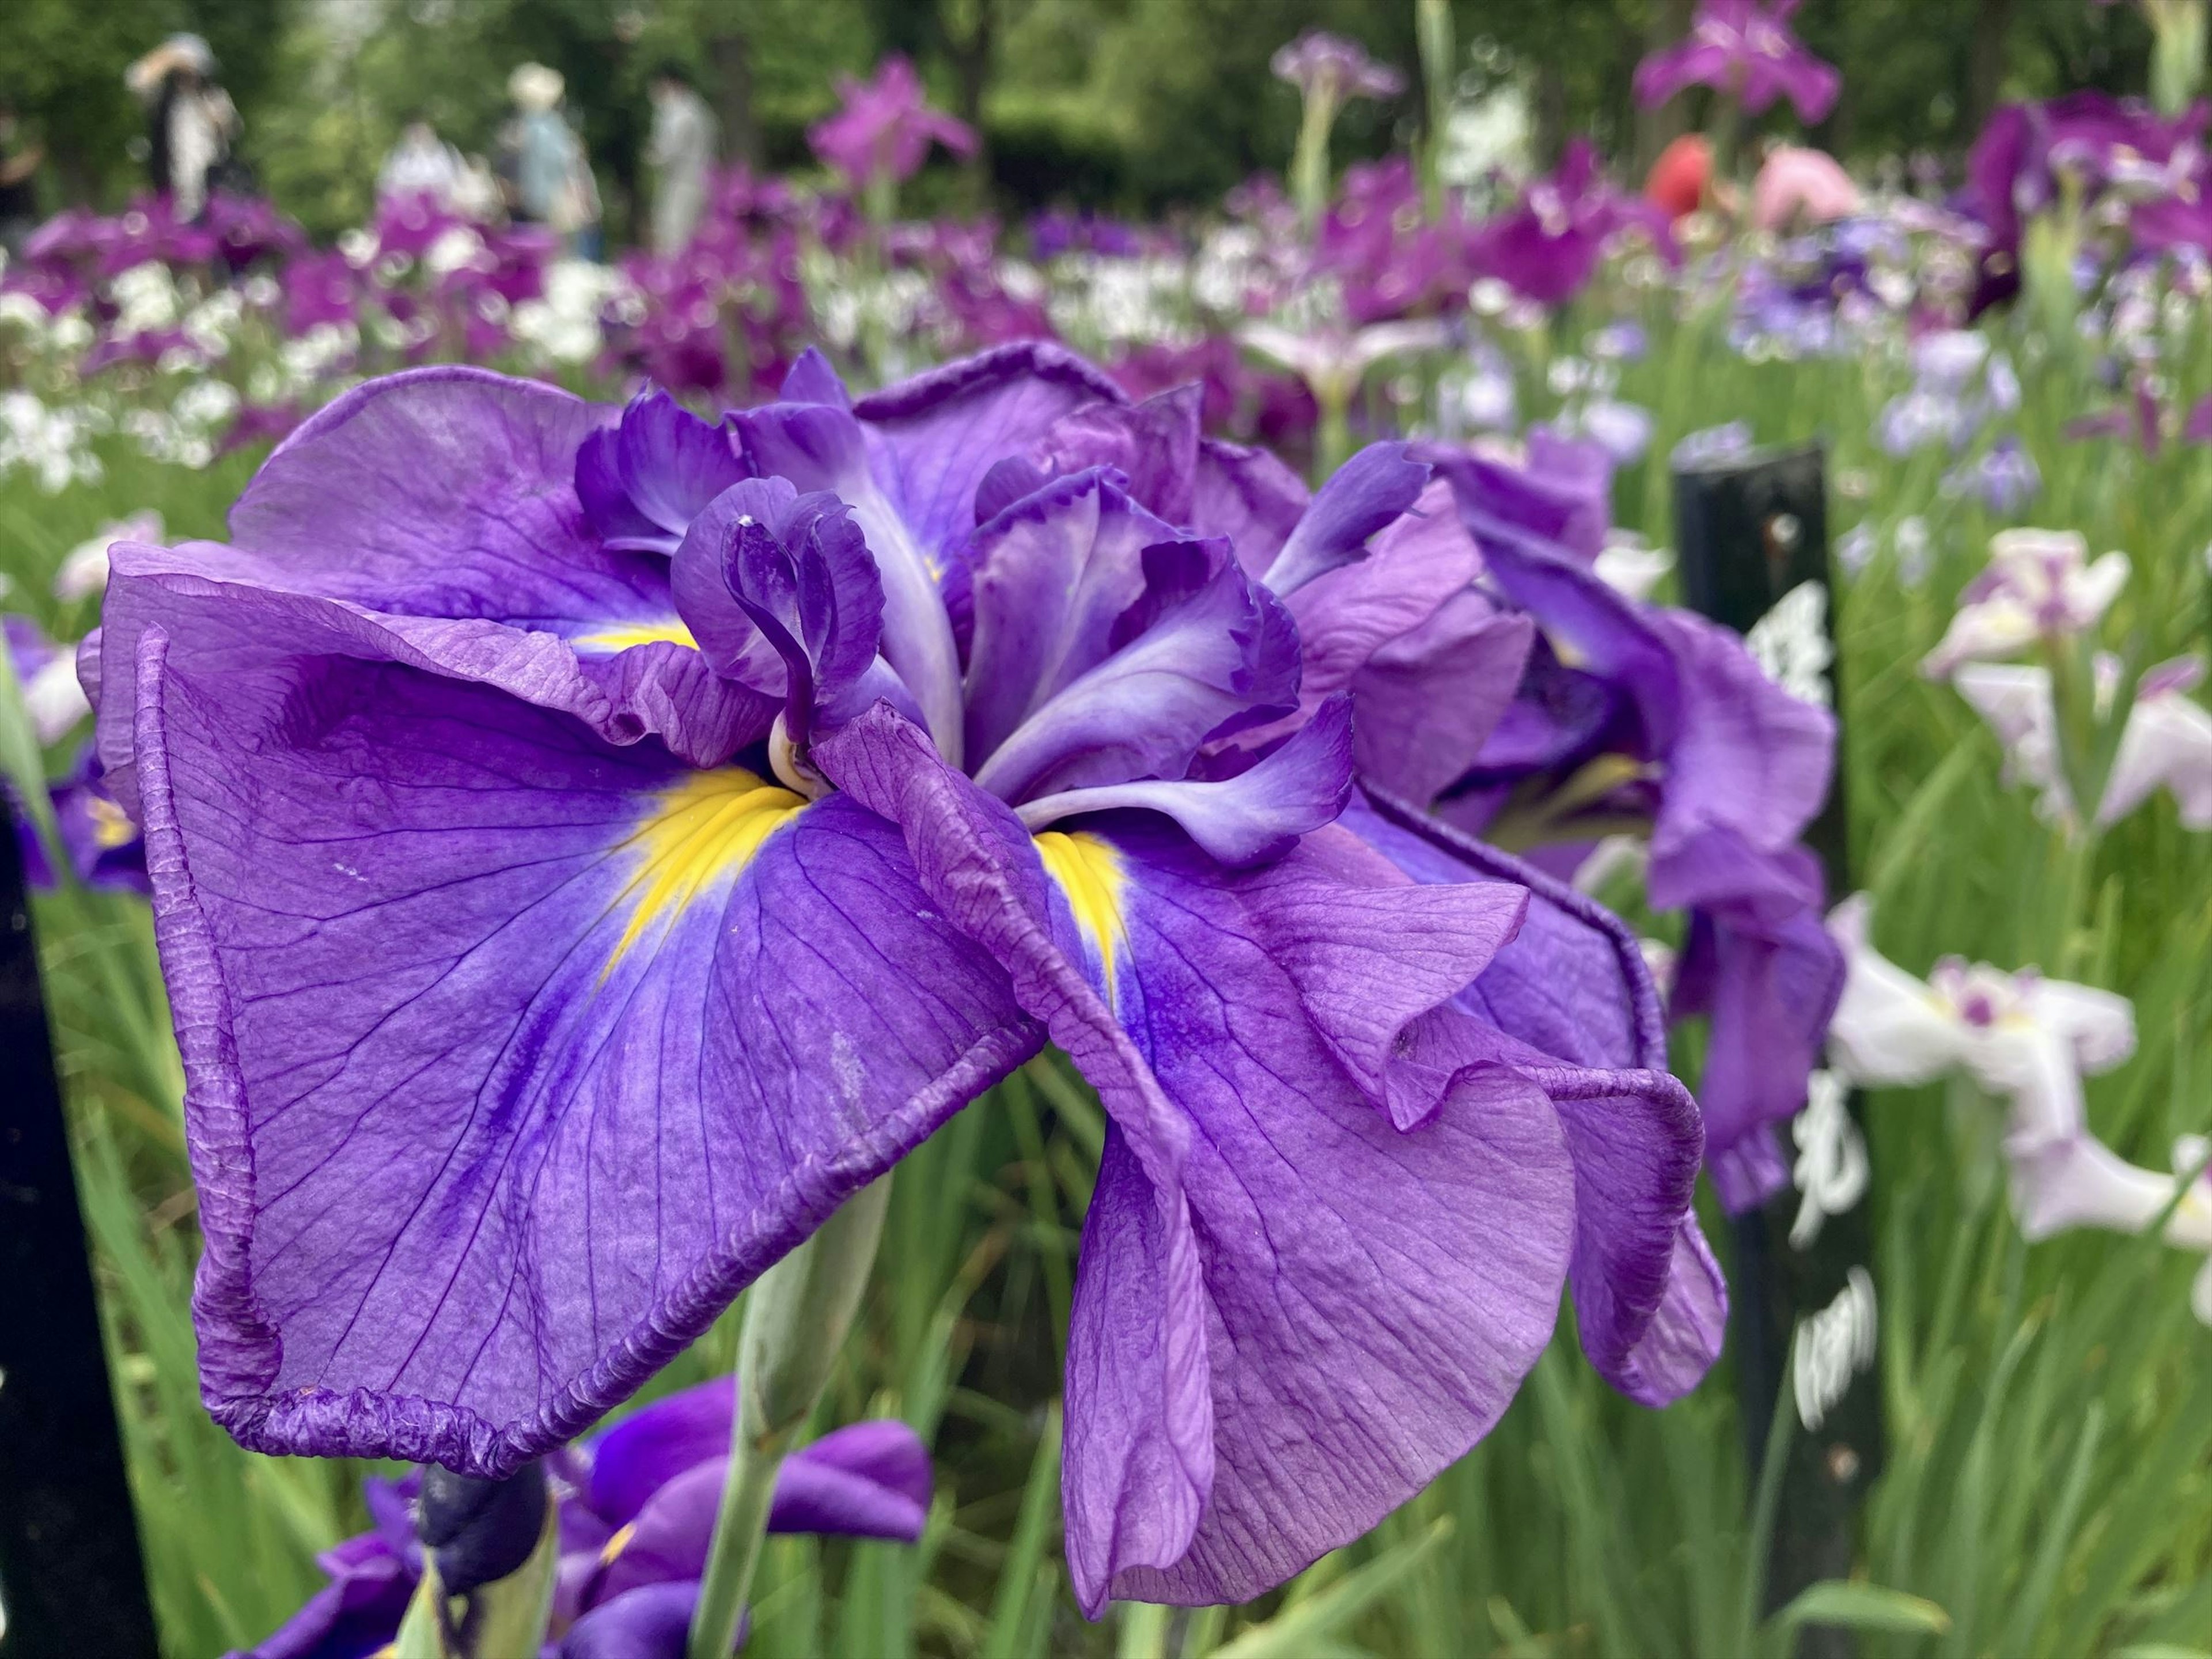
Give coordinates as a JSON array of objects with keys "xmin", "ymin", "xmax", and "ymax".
[{"xmin": 687, "ymin": 1179, "xmax": 891, "ymax": 1659}]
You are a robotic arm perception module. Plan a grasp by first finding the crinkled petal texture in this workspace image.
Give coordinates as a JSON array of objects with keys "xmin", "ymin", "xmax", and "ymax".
[
  {"xmin": 138, "ymin": 624, "xmax": 1036, "ymax": 1475},
  {"xmin": 97, "ymin": 368, "xmax": 770, "ymax": 792},
  {"xmin": 1346, "ymin": 789, "xmax": 1722, "ymax": 1410},
  {"xmin": 815, "ymin": 705, "xmax": 1673, "ymax": 1614}
]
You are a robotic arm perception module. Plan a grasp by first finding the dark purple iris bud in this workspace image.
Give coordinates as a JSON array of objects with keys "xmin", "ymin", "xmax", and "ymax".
[
  {"xmin": 418, "ymin": 1461, "xmax": 548, "ymax": 1596},
  {"xmin": 576, "ymin": 388, "xmax": 750, "ymax": 555}
]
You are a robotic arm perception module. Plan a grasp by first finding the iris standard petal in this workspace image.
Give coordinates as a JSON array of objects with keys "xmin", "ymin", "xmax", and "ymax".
[
  {"xmin": 575, "ymin": 388, "xmax": 749, "ymax": 554},
  {"xmin": 1262, "ymin": 442, "xmax": 1433, "ymax": 597},
  {"xmin": 969, "ymin": 535, "xmax": 1299, "ymax": 804},
  {"xmin": 961, "ymin": 469, "xmax": 1179, "ymax": 766},
  {"xmin": 1016, "ymin": 694, "xmax": 1354, "ymax": 867},
  {"xmin": 816, "ymin": 708, "xmax": 1581, "ymax": 1615},
  {"xmin": 137, "ymin": 632, "xmax": 1036, "ymax": 1475},
  {"xmin": 1350, "ymin": 594, "xmax": 1536, "ymax": 806},
  {"xmin": 1020, "ymin": 384, "xmax": 1205, "ymax": 525}
]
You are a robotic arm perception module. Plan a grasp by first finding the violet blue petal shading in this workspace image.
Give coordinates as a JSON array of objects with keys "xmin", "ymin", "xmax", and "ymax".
[
  {"xmin": 1349, "ymin": 592, "xmax": 1536, "ymax": 806},
  {"xmin": 558, "ymin": 1581, "xmax": 706, "ymax": 1659},
  {"xmin": 134, "ymin": 630, "xmax": 1036, "ymax": 1476},
  {"xmin": 960, "ymin": 468, "xmax": 1184, "ymax": 766},
  {"xmin": 1343, "ymin": 790, "xmax": 1724, "ymax": 1407},
  {"xmin": 1262, "ymin": 442, "xmax": 1432, "ymax": 597},
  {"xmin": 731, "ymin": 344, "xmax": 1122, "ymax": 763},
  {"xmin": 777, "ymin": 347, "xmax": 854, "ymax": 409},
  {"xmin": 94, "ymin": 369, "xmax": 770, "ymax": 785},
  {"xmin": 815, "ymin": 706, "xmax": 1578, "ymax": 1615},
  {"xmin": 1188, "ymin": 436, "xmax": 1312, "ymax": 577},
  {"xmin": 1019, "ymin": 384, "xmax": 1206, "ymax": 525},
  {"xmin": 1016, "ymin": 694, "xmax": 1354, "ymax": 867},
  {"xmin": 574, "ymin": 388, "xmax": 749, "ymax": 555}
]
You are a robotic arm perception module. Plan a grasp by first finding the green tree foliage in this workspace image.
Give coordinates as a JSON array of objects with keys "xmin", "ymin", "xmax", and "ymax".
[{"xmin": 0, "ymin": 0, "xmax": 2189, "ymax": 234}]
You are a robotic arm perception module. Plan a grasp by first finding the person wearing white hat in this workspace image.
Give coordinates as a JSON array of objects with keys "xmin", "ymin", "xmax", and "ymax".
[{"xmin": 126, "ymin": 33, "xmax": 238, "ymax": 219}]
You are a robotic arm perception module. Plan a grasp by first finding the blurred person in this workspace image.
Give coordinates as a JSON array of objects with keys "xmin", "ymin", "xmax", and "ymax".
[
  {"xmin": 505, "ymin": 63, "xmax": 600, "ymax": 256},
  {"xmin": 126, "ymin": 33, "xmax": 240, "ymax": 219},
  {"xmin": 378, "ymin": 114, "xmax": 465, "ymax": 209},
  {"xmin": 0, "ymin": 103, "xmax": 41, "ymax": 258},
  {"xmin": 646, "ymin": 59, "xmax": 718, "ymax": 256}
]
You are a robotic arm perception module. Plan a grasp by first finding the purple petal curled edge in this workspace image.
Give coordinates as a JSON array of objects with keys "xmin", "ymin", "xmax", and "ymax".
[
  {"xmin": 96, "ymin": 369, "xmax": 770, "ymax": 793},
  {"xmin": 137, "ymin": 626, "xmax": 1036, "ymax": 1476},
  {"xmin": 1347, "ymin": 788, "xmax": 1724, "ymax": 1408},
  {"xmin": 816, "ymin": 706, "xmax": 1580, "ymax": 1615}
]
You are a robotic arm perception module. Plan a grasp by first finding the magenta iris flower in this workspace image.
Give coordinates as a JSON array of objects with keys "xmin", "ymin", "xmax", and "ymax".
[
  {"xmin": 1633, "ymin": 0, "xmax": 1842, "ymax": 124},
  {"xmin": 1468, "ymin": 141, "xmax": 1675, "ymax": 308},
  {"xmin": 808, "ymin": 56, "xmax": 978, "ymax": 191},
  {"xmin": 241, "ymin": 1377, "xmax": 928, "ymax": 1658},
  {"xmin": 101, "ymin": 343, "xmax": 1719, "ymax": 1611}
]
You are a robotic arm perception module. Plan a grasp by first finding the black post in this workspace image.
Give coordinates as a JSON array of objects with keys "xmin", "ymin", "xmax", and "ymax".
[
  {"xmin": 1673, "ymin": 443, "xmax": 1883, "ymax": 1653},
  {"xmin": 0, "ymin": 804, "xmax": 160, "ymax": 1657}
]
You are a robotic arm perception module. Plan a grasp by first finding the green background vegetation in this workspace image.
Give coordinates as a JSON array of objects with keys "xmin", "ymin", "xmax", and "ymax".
[{"xmin": 0, "ymin": 0, "xmax": 2176, "ymax": 240}]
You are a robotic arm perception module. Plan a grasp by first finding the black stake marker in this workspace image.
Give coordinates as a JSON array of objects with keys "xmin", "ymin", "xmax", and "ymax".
[
  {"xmin": 0, "ymin": 801, "xmax": 160, "ymax": 1657},
  {"xmin": 1675, "ymin": 442, "xmax": 1883, "ymax": 1658}
]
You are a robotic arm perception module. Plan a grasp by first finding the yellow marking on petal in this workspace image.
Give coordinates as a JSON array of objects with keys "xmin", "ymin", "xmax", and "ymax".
[
  {"xmin": 604, "ymin": 770, "xmax": 805, "ymax": 974},
  {"xmin": 598, "ymin": 1520, "xmax": 638, "ymax": 1566},
  {"xmin": 88, "ymin": 794, "xmax": 136, "ymax": 849},
  {"xmin": 573, "ymin": 619, "xmax": 699, "ymax": 653},
  {"xmin": 1034, "ymin": 830, "xmax": 1127, "ymax": 996}
]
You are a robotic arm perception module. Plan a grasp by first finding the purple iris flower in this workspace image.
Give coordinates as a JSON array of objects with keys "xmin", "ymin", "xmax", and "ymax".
[
  {"xmin": 1468, "ymin": 141, "xmax": 1674, "ymax": 308},
  {"xmin": 102, "ymin": 343, "xmax": 1717, "ymax": 1612},
  {"xmin": 13, "ymin": 744, "xmax": 150, "ymax": 896},
  {"xmin": 1632, "ymin": 0, "xmax": 1842, "ymax": 123},
  {"xmin": 808, "ymin": 56, "xmax": 978, "ymax": 191},
  {"xmin": 238, "ymin": 1377, "xmax": 929, "ymax": 1658},
  {"xmin": 1387, "ymin": 435, "xmax": 1844, "ymax": 1212}
]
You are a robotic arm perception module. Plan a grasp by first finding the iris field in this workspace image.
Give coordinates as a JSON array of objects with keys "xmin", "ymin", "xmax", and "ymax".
[{"xmin": 5, "ymin": 18, "xmax": 2212, "ymax": 1659}]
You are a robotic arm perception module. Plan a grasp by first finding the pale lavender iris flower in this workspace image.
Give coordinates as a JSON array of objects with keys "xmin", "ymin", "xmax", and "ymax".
[{"xmin": 101, "ymin": 344, "xmax": 1718, "ymax": 1612}]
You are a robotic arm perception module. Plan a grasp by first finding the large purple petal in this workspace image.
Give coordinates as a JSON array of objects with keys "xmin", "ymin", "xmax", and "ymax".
[
  {"xmin": 558, "ymin": 1580, "xmax": 700, "ymax": 1659},
  {"xmin": 1343, "ymin": 793, "xmax": 1721, "ymax": 1406},
  {"xmin": 816, "ymin": 709, "xmax": 1581, "ymax": 1613},
  {"xmin": 1021, "ymin": 385, "xmax": 1205, "ymax": 526},
  {"xmin": 851, "ymin": 342, "xmax": 1128, "ymax": 562},
  {"xmin": 1351, "ymin": 594, "xmax": 1536, "ymax": 806},
  {"xmin": 138, "ymin": 631, "xmax": 1036, "ymax": 1475},
  {"xmin": 961, "ymin": 469, "xmax": 1181, "ymax": 767},
  {"xmin": 1670, "ymin": 839, "xmax": 1845, "ymax": 1211}
]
